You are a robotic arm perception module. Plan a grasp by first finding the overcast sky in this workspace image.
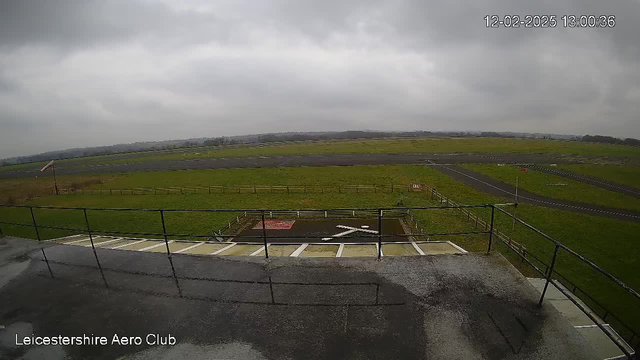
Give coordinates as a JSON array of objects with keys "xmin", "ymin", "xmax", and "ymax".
[{"xmin": 1, "ymin": 0, "xmax": 639, "ymax": 158}]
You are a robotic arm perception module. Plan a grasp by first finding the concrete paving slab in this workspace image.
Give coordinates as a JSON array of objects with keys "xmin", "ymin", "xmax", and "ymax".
[
  {"xmin": 218, "ymin": 244, "xmax": 263, "ymax": 256},
  {"xmin": 144, "ymin": 241, "xmax": 194, "ymax": 253},
  {"xmin": 79, "ymin": 236, "xmax": 112, "ymax": 247},
  {"xmin": 527, "ymin": 278, "xmax": 569, "ymax": 300},
  {"xmin": 63, "ymin": 238, "xmax": 94, "ymax": 246},
  {"xmin": 103, "ymin": 238, "xmax": 140, "ymax": 249},
  {"xmin": 118, "ymin": 240, "xmax": 161, "ymax": 251},
  {"xmin": 418, "ymin": 242, "xmax": 462, "ymax": 255},
  {"xmin": 548, "ymin": 299, "xmax": 595, "ymax": 326},
  {"xmin": 381, "ymin": 243, "xmax": 418, "ymax": 256},
  {"xmin": 50, "ymin": 235, "xmax": 87, "ymax": 244},
  {"xmin": 341, "ymin": 244, "xmax": 377, "ymax": 257},
  {"xmin": 575, "ymin": 326, "xmax": 628, "ymax": 360},
  {"xmin": 264, "ymin": 245, "xmax": 299, "ymax": 257},
  {"xmin": 180, "ymin": 243, "xmax": 231, "ymax": 255},
  {"xmin": 300, "ymin": 244, "xmax": 339, "ymax": 257}
]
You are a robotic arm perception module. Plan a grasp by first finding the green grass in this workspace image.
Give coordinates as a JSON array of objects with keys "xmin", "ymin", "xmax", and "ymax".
[
  {"xmin": 6, "ymin": 137, "xmax": 638, "ymax": 172},
  {"xmin": 101, "ymin": 137, "xmax": 640, "ymax": 165},
  {"xmin": 89, "ymin": 165, "xmax": 448, "ymax": 189},
  {"xmin": 463, "ymin": 164, "xmax": 640, "ymax": 211},
  {"xmin": 558, "ymin": 164, "xmax": 640, "ymax": 189},
  {"xmin": 1, "ymin": 164, "xmax": 639, "ymax": 339},
  {"xmin": 0, "ymin": 174, "xmax": 118, "ymax": 204}
]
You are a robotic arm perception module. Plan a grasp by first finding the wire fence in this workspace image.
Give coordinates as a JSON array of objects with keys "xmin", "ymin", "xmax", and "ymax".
[
  {"xmin": 421, "ymin": 186, "xmax": 639, "ymax": 358},
  {"xmin": 59, "ymin": 184, "xmax": 430, "ymax": 195},
  {"xmin": 0, "ymin": 198, "xmax": 637, "ymax": 357}
]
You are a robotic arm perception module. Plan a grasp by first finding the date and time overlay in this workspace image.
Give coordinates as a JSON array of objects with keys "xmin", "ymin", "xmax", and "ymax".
[{"xmin": 484, "ymin": 15, "xmax": 616, "ymax": 28}]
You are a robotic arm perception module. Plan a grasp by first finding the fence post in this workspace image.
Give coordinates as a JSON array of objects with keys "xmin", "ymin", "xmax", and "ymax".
[
  {"xmin": 83, "ymin": 208, "xmax": 107, "ymax": 285},
  {"xmin": 538, "ymin": 244, "xmax": 560, "ymax": 306},
  {"xmin": 30, "ymin": 207, "xmax": 53, "ymax": 277},
  {"xmin": 377, "ymin": 209, "xmax": 383, "ymax": 260},
  {"xmin": 261, "ymin": 211, "xmax": 269, "ymax": 259},
  {"xmin": 160, "ymin": 210, "xmax": 171, "ymax": 256},
  {"xmin": 487, "ymin": 206, "xmax": 495, "ymax": 254}
]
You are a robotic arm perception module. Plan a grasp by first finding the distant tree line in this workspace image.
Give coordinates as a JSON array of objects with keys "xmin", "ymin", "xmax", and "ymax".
[
  {"xmin": 582, "ymin": 135, "xmax": 640, "ymax": 147},
  {"xmin": 3, "ymin": 130, "xmax": 637, "ymax": 166},
  {"xmin": 202, "ymin": 137, "xmax": 240, "ymax": 146}
]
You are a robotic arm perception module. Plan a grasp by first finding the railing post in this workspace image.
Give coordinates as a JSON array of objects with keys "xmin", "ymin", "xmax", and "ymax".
[
  {"xmin": 538, "ymin": 244, "xmax": 560, "ymax": 307},
  {"xmin": 487, "ymin": 205, "xmax": 495, "ymax": 254},
  {"xmin": 160, "ymin": 210, "xmax": 171, "ymax": 257},
  {"xmin": 377, "ymin": 209, "xmax": 383, "ymax": 260},
  {"xmin": 83, "ymin": 208, "xmax": 107, "ymax": 285},
  {"xmin": 261, "ymin": 211, "xmax": 269, "ymax": 259},
  {"xmin": 30, "ymin": 207, "xmax": 53, "ymax": 277}
]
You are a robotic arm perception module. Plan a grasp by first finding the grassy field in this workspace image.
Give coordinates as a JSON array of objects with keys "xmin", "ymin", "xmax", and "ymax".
[
  {"xmin": 557, "ymin": 164, "xmax": 640, "ymax": 189},
  {"xmin": 0, "ymin": 174, "xmax": 118, "ymax": 204},
  {"xmin": 1, "ymin": 164, "xmax": 639, "ymax": 338},
  {"xmin": 93, "ymin": 137, "xmax": 640, "ymax": 165},
  {"xmin": 88, "ymin": 165, "xmax": 450, "ymax": 189},
  {"xmin": 4, "ymin": 137, "xmax": 640, "ymax": 173},
  {"xmin": 463, "ymin": 164, "xmax": 640, "ymax": 211}
]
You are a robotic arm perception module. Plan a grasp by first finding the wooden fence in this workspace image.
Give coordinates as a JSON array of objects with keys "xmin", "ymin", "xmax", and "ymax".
[{"xmin": 59, "ymin": 184, "xmax": 429, "ymax": 195}]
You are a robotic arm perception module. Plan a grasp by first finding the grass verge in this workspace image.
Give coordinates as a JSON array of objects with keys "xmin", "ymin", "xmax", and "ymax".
[
  {"xmin": 557, "ymin": 164, "xmax": 640, "ymax": 189},
  {"xmin": 463, "ymin": 164, "xmax": 640, "ymax": 211},
  {"xmin": 1, "ymin": 164, "xmax": 638, "ymax": 339}
]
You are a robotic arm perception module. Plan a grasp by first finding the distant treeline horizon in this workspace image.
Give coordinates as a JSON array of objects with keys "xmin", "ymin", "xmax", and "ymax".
[{"xmin": 1, "ymin": 130, "xmax": 637, "ymax": 166}]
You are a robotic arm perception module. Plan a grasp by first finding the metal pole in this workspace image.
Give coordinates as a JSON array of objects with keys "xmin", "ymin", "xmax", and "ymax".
[
  {"xmin": 30, "ymin": 207, "xmax": 53, "ymax": 277},
  {"xmin": 377, "ymin": 209, "xmax": 383, "ymax": 260},
  {"xmin": 261, "ymin": 211, "xmax": 269, "ymax": 259},
  {"xmin": 487, "ymin": 206, "xmax": 495, "ymax": 254},
  {"xmin": 160, "ymin": 210, "xmax": 171, "ymax": 256},
  {"xmin": 538, "ymin": 244, "xmax": 560, "ymax": 306},
  {"xmin": 83, "ymin": 208, "xmax": 108, "ymax": 286},
  {"xmin": 52, "ymin": 164, "xmax": 59, "ymax": 195},
  {"xmin": 512, "ymin": 176, "xmax": 518, "ymax": 230}
]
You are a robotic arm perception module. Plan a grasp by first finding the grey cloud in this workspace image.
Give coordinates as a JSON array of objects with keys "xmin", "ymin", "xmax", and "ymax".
[{"xmin": 0, "ymin": 0, "xmax": 639, "ymax": 158}]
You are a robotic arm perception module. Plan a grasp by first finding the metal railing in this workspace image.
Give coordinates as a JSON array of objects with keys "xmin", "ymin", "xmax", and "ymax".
[
  {"xmin": 0, "ymin": 201, "xmax": 637, "ymax": 358},
  {"xmin": 422, "ymin": 187, "xmax": 639, "ymax": 359},
  {"xmin": 57, "ymin": 184, "xmax": 429, "ymax": 195}
]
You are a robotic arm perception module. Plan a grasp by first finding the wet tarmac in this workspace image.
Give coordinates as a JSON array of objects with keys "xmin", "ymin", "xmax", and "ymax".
[
  {"xmin": 0, "ymin": 237, "xmax": 598, "ymax": 359},
  {"xmin": 432, "ymin": 164, "xmax": 640, "ymax": 223},
  {"xmin": 235, "ymin": 218, "xmax": 406, "ymax": 243}
]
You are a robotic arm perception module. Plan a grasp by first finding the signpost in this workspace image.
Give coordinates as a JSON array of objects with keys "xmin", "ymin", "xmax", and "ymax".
[
  {"xmin": 513, "ymin": 176, "xmax": 518, "ymax": 230},
  {"xmin": 40, "ymin": 160, "xmax": 58, "ymax": 195}
]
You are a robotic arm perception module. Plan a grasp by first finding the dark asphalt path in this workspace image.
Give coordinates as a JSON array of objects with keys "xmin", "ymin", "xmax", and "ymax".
[
  {"xmin": 0, "ymin": 152, "xmax": 604, "ymax": 179},
  {"xmin": 471, "ymin": 154, "xmax": 640, "ymax": 200},
  {"xmin": 432, "ymin": 164, "xmax": 640, "ymax": 223},
  {"xmin": 0, "ymin": 237, "xmax": 596, "ymax": 359},
  {"xmin": 526, "ymin": 165, "xmax": 640, "ymax": 199}
]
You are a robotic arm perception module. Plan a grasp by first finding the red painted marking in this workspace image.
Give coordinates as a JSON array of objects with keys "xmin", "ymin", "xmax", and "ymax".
[
  {"xmin": 520, "ymin": 168, "xmax": 528, "ymax": 172},
  {"xmin": 253, "ymin": 220, "xmax": 296, "ymax": 230}
]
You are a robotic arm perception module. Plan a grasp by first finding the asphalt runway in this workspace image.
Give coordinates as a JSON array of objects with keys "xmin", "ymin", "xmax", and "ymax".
[
  {"xmin": 526, "ymin": 165, "xmax": 640, "ymax": 199},
  {"xmin": 0, "ymin": 152, "xmax": 623, "ymax": 179},
  {"xmin": 4, "ymin": 151, "xmax": 639, "ymax": 222},
  {"xmin": 431, "ymin": 164, "xmax": 640, "ymax": 223}
]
